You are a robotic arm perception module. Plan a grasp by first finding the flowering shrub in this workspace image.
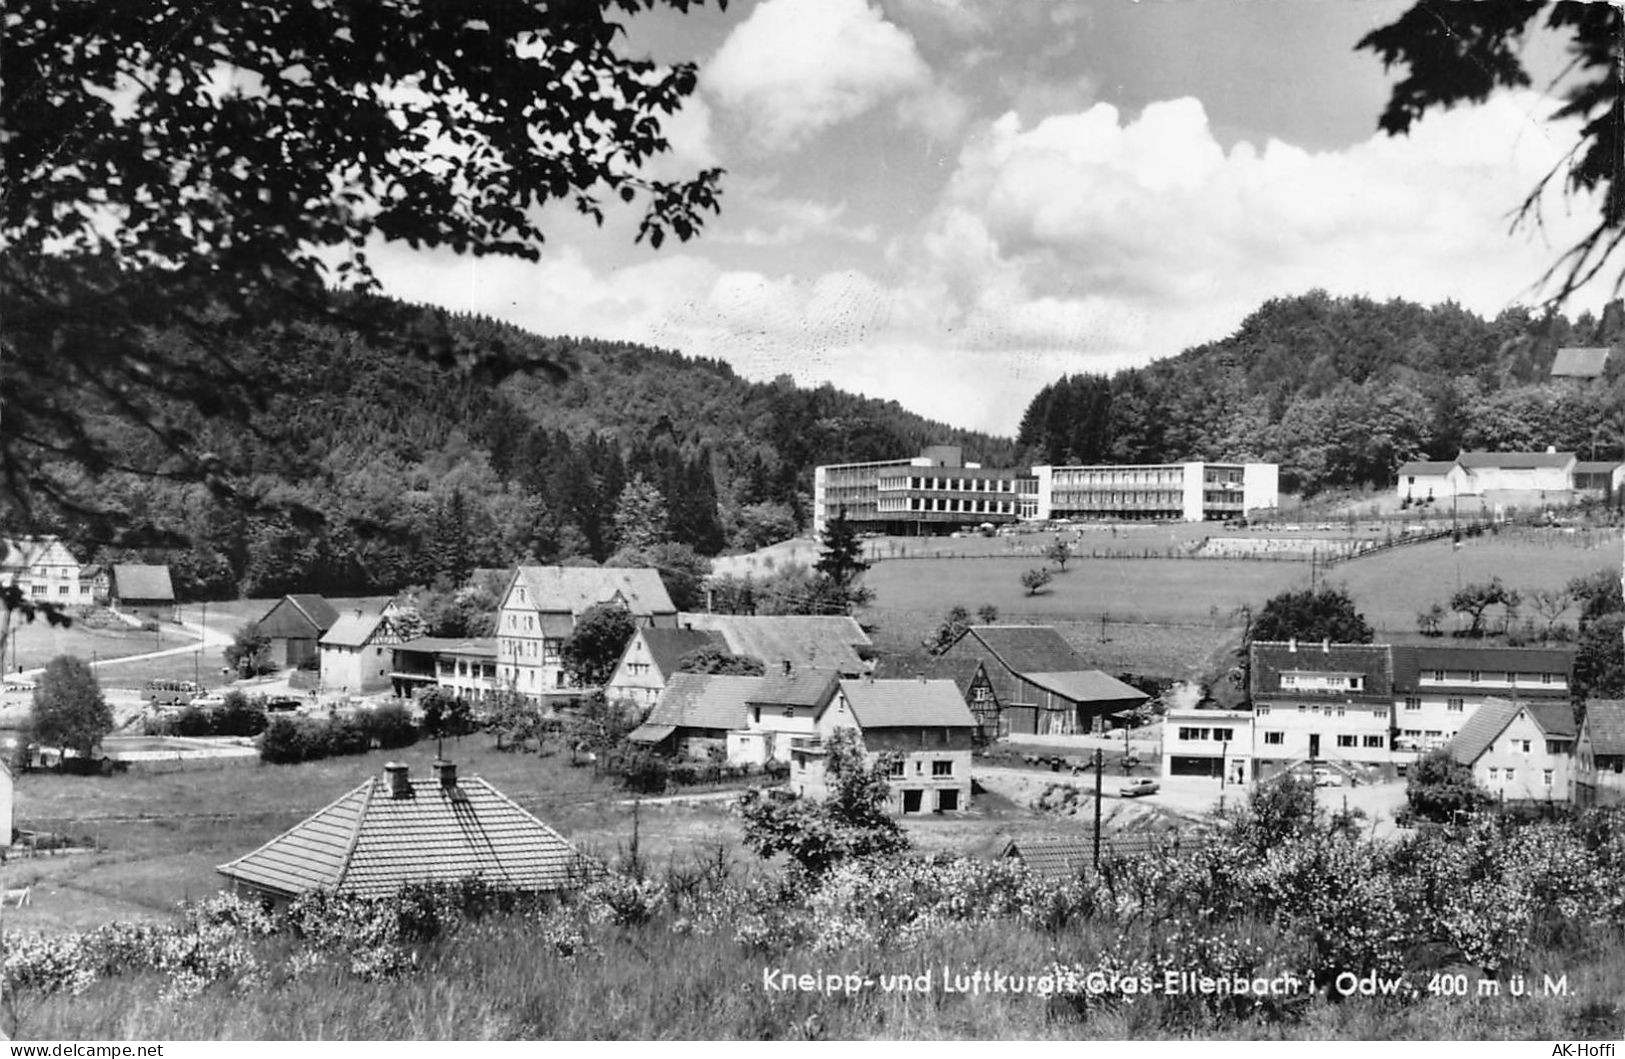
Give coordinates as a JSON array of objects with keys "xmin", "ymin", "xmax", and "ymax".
[{"xmin": 588, "ymin": 874, "xmax": 668, "ymax": 927}]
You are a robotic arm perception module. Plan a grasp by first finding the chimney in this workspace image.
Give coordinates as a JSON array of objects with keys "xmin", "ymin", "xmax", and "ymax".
[
  {"xmin": 384, "ymin": 762, "xmax": 413, "ymax": 800},
  {"xmin": 1322, "ymin": 638, "xmax": 1330, "ymax": 653},
  {"xmin": 433, "ymin": 759, "xmax": 457, "ymax": 789},
  {"xmin": 1288, "ymin": 637, "xmax": 1296, "ymax": 653},
  {"xmin": 782, "ymin": 659, "xmax": 793, "ymax": 676}
]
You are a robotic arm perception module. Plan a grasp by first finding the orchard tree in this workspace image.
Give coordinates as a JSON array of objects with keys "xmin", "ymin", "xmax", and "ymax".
[
  {"xmin": 1451, "ymin": 577, "xmax": 1521, "ymax": 638},
  {"xmin": 1249, "ymin": 586, "xmax": 1374, "ymax": 645},
  {"xmin": 224, "ymin": 622, "xmax": 275, "ymax": 677},
  {"xmin": 30, "ymin": 654, "xmax": 114, "ymax": 759},
  {"xmin": 1021, "ymin": 568, "xmax": 1053, "ymax": 596},
  {"xmin": 418, "ymin": 686, "xmax": 475, "ymax": 758},
  {"xmin": 1046, "ymin": 538, "xmax": 1074, "ymax": 572},
  {"xmin": 2, "ymin": 0, "xmax": 726, "ymax": 646},
  {"xmin": 1406, "ymin": 748, "xmax": 1493, "ymax": 823},
  {"xmin": 1360, "ymin": 2, "xmax": 1624, "ymax": 307},
  {"xmin": 560, "ymin": 604, "xmax": 638, "ymax": 688}
]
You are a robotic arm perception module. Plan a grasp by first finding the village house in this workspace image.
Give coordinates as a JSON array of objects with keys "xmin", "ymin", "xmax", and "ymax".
[
  {"xmin": 496, "ymin": 566, "xmax": 676, "ymax": 704},
  {"xmin": 873, "ymin": 652, "xmax": 1001, "ymax": 743},
  {"xmin": 108, "ymin": 563, "xmax": 176, "ymax": 622},
  {"xmin": 673, "ymin": 613, "xmax": 872, "ymax": 674},
  {"xmin": 603, "ymin": 626, "xmax": 726, "ymax": 707},
  {"xmin": 318, "ymin": 602, "xmax": 411, "ymax": 697},
  {"xmin": 625, "ymin": 672, "xmax": 760, "ymax": 760},
  {"xmin": 0, "ymin": 536, "xmax": 87, "ymax": 604},
  {"xmin": 1445, "ymin": 698, "xmax": 1578, "ymax": 803},
  {"xmin": 1575, "ymin": 699, "xmax": 1625, "ymax": 807},
  {"xmin": 217, "ymin": 760, "xmax": 598, "ymax": 902},
  {"xmin": 733, "ymin": 665, "xmax": 843, "ymax": 765},
  {"xmin": 1394, "ymin": 459, "xmax": 1470, "ymax": 505},
  {"xmin": 790, "ymin": 676, "xmax": 977, "ymax": 814},
  {"xmin": 938, "ymin": 625, "xmax": 1146, "ymax": 736},
  {"xmin": 253, "ymin": 594, "xmax": 341, "ymax": 670},
  {"xmin": 1248, "ymin": 640, "xmax": 1394, "ymax": 778},
  {"xmin": 1160, "ymin": 708, "xmax": 1258, "ymax": 784},
  {"xmin": 1455, "ymin": 449, "xmax": 1577, "ymax": 495},
  {"xmin": 388, "ymin": 637, "xmax": 499, "ymax": 704},
  {"xmin": 1572, "ymin": 460, "xmax": 1625, "ymax": 503},
  {"xmin": 1549, "ymin": 346, "xmax": 1611, "ymax": 380},
  {"xmin": 1389, "ymin": 643, "xmax": 1574, "ymax": 756}
]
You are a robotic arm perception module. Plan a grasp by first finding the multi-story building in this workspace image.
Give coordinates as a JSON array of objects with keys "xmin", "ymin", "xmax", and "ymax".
[
  {"xmin": 0, "ymin": 536, "xmax": 88, "ymax": 604},
  {"xmin": 1390, "ymin": 644, "xmax": 1574, "ymax": 755},
  {"xmin": 1446, "ymin": 698, "xmax": 1578, "ymax": 803},
  {"xmin": 1161, "ymin": 708, "xmax": 1256, "ymax": 784},
  {"xmin": 388, "ymin": 637, "xmax": 500, "ymax": 703},
  {"xmin": 812, "ymin": 446, "xmax": 1036, "ymax": 538},
  {"xmin": 1033, "ymin": 462, "xmax": 1279, "ymax": 523},
  {"xmin": 1248, "ymin": 640, "xmax": 1395, "ymax": 776},
  {"xmin": 496, "ymin": 566, "xmax": 676, "ymax": 703}
]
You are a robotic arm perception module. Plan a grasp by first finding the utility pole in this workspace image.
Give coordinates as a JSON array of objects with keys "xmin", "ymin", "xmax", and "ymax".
[{"xmin": 1092, "ymin": 747, "xmax": 1103, "ymax": 868}]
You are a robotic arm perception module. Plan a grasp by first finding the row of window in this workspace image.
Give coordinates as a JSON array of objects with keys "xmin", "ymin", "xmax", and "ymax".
[
  {"xmin": 1487, "ymin": 767, "xmax": 1556, "ymax": 786},
  {"xmin": 876, "ymin": 497, "xmax": 1021, "ymax": 514},
  {"xmin": 878, "ymin": 476, "xmax": 1026, "ymax": 493},
  {"xmin": 499, "ymin": 638, "xmax": 561, "ymax": 664},
  {"xmin": 1420, "ymin": 670, "xmax": 1559, "ymax": 685},
  {"xmin": 887, "ymin": 759, "xmax": 955, "ymax": 777},
  {"xmin": 29, "ymin": 584, "xmax": 94, "ymax": 596}
]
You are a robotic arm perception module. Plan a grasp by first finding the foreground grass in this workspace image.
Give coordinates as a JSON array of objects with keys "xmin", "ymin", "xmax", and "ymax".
[{"xmin": 11, "ymin": 917, "xmax": 1622, "ymax": 1040}]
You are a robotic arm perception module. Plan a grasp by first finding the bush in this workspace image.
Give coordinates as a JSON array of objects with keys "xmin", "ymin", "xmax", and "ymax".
[
  {"xmin": 259, "ymin": 717, "xmax": 310, "ymax": 765},
  {"xmin": 360, "ymin": 703, "xmax": 418, "ymax": 750}
]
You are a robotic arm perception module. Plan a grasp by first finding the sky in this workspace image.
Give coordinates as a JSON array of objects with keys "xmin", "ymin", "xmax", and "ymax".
[{"xmin": 367, "ymin": 0, "xmax": 1607, "ymax": 438}]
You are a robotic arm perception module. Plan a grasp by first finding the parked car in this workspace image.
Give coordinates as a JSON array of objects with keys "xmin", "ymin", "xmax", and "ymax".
[
  {"xmin": 1119, "ymin": 777, "xmax": 1160, "ymax": 797},
  {"xmin": 1312, "ymin": 767, "xmax": 1342, "ymax": 788},
  {"xmin": 265, "ymin": 697, "xmax": 302, "ymax": 713},
  {"xmin": 189, "ymin": 692, "xmax": 228, "ymax": 709}
]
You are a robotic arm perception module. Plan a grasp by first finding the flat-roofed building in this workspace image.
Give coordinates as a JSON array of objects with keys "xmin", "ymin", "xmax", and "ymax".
[{"xmin": 1033, "ymin": 462, "xmax": 1278, "ymax": 522}]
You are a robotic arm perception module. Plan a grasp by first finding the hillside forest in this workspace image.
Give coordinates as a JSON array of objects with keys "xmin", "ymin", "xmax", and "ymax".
[{"xmin": 26, "ymin": 288, "xmax": 1625, "ymax": 602}]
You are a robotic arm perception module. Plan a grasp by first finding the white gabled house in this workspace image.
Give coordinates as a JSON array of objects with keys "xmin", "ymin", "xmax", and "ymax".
[{"xmin": 1445, "ymin": 698, "xmax": 1578, "ymax": 803}]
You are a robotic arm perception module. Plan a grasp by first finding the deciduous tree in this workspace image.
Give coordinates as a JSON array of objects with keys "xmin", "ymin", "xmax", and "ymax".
[
  {"xmin": 560, "ymin": 604, "xmax": 638, "ymax": 689},
  {"xmin": 30, "ymin": 654, "xmax": 113, "ymax": 759}
]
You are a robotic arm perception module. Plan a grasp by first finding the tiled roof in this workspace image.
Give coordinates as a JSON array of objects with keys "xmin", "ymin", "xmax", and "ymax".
[
  {"xmin": 111, "ymin": 564, "xmax": 174, "ymax": 602},
  {"xmin": 257, "ymin": 595, "xmax": 341, "ymax": 638},
  {"xmin": 511, "ymin": 566, "xmax": 675, "ymax": 619},
  {"xmin": 217, "ymin": 767, "xmax": 595, "ymax": 899},
  {"xmin": 1584, "ymin": 700, "xmax": 1625, "ymax": 756},
  {"xmin": 1022, "ymin": 670, "xmax": 1148, "ymax": 707},
  {"xmin": 637, "ymin": 627, "xmax": 728, "ymax": 676},
  {"xmin": 645, "ymin": 673, "xmax": 760, "ymax": 731},
  {"xmin": 840, "ymin": 678, "xmax": 976, "ymax": 729},
  {"xmin": 289, "ymin": 594, "xmax": 341, "ymax": 629},
  {"xmin": 1457, "ymin": 450, "xmax": 1576, "ymax": 470},
  {"xmin": 1446, "ymin": 698, "xmax": 1521, "ymax": 765},
  {"xmin": 1391, "ymin": 644, "xmax": 1574, "ymax": 694},
  {"xmin": 321, "ymin": 609, "xmax": 388, "ymax": 648},
  {"xmin": 1526, "ymin": 702, "xmax": 1577, "ymax": 739},
  {"xmin": 1574, "ymin": 461, "xmax": 1624, "ymax": 475},
  {"xmin": 1396, "ymin": 461, "xmax": 1462, "ymax": 476},
  {"xmin": 750, "ymin": 668, "xmax": 841, "ymax": 708},
  {"xmin": 871, "ymin": 653, "xmax": 986, "ymax": 700},
  {"xmin": 1550, "ymin": 347, "xmax": 1610, "ymax": 378},
  {"xmin": 1000, "ymin": 832, "xmax": 1207, "ymax": 881},
  {"xmin": 626, "ymin": 723, "xmax": 678, "ymax": 745},
  {"xmin": 394, "ymin": 637, "xmax": 497, "ymax": 659},
  {"xmin": 675, "ymin": 614, "xmax": 870, "ymax": 673},
  {"xmin": 1250, "ymin": 641, "xmax": 1392, "ymax": 697},
  {"xmin": 958, "ymin": 625, "xmax": 1087, "ymax": 675}
]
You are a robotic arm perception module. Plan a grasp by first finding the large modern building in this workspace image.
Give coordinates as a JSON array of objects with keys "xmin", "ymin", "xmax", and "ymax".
[
  {"xmin": 1033, "ymin": 462, "xmax": 1279, "ymax": 523},
  {"xmin": 813, "ymin": 447, "xmax": 1279, "ymax": 535},
  {"xmin": 812, "ymin": 446, "xmax": 1037, "ymax": 538}
]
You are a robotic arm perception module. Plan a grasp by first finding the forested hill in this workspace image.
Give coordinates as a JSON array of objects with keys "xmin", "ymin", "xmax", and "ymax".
[
  {"xmin": 63, "ymin": 294, "xmax": 1017, "ymax": 600},
  {"xmin": 1017, "ymin": 290, "xmax": 1625, "ymax": 495}
]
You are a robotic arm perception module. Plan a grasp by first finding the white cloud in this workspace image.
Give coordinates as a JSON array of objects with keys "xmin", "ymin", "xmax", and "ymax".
[{"xmin": 704, "ymin": 0, "xmax": 932, "ymax": 151}]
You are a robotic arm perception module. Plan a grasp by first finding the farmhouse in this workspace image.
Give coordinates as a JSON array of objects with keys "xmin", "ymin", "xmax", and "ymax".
[
  {"xmin": 497, "ymin": 566, "xmax": 677, "ymax": 703},
  {"xmin": 1390, "ymin": 643, "xmax": 1574, "ymax": 755},
  {"xmin": 1455, "ymin": 450, "xmax": 1577, "ymax": 494},
  {"xmin": 107, "ymin": 564, "xmax": 175, "ymax": 621},
  {"xmin": 789, "ymin": 676, "xmax": 977, "ymax": 814},
  {"xmin": 1248, "ymin": 640, "xmax": 1394, "ymax": 776},
  {"xmin": 1576, "ymin": 699, "xmax": 1625, "ymax": 807},
  {"xmin": 217, "ymin": 760, "xmax": 597, "ymax": 902},
  {"xmin": 254, "ymin": 594, "xmax": 340, "ymax": 670},
  {"xmin": 873, "ymin": 652, "xmax": 1001, "ymax": 743},
  {"xmin": 626, "ymin": 672, "xmax": 760, "ymax": 760},
  {"xmin": 1573, "ymin": 460, "xmax": 1624, "ymax": 502},
  {"xmin": 0, "ymin": 536, "xmax": 88, "ymax": 603},
  {"xmin": 1395, "ymin": 459, "xmax": 1469, "ymax": 504},
  {"xmin": 1446, "ymin": 698, "xmax": 1578, "ymax": 804},
  {"xmin": 604, "ymin": 626, "xmax": 726, "ymax": 707},
  {"xmin": 939, "ymin": 625, "xmax": 1146, "ymax": 736},
  {"xmin": 318, "ymin": 604, "xmax": 409, "ymax": 696}
]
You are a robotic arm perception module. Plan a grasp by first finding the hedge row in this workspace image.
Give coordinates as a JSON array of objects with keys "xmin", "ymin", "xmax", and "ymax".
[{"xmin": 259, "ymin": 705, "xmax": 417, "ymax": 764}]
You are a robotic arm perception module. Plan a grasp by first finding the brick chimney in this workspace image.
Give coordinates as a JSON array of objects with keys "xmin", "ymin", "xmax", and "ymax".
[
  {"xmin": 433, "ymin": 759, "xmax": 457, "ymax": 789},
  {"xmin": 384, "ymin": 762, "xmax": 413, "ymax": 800},
  {"xmin": 782, "ymin": 659, "xmax": 793, "ymax": 675}
]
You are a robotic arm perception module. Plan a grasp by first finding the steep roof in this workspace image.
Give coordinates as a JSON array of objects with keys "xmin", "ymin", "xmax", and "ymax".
[
  {"xmin": 111, "ymin": 564, "xmax": 174, "ymax": 602},
  {"xmin": 675, "ymin": 613, "xmax": 870, "ymax": 673},
  {"xmin": 1446, "ymin": 698, "xmax": 1523, "ymax": 765},
  {"xmin": 217, "ymin": 767, "xmax": 595, "ymax": 899},
  {"xmin": 750, "ymin": 668, "xmax": 841, "ymax": 708},
  {"xmin": 1584, "ymin": 700, "xmax": 1625, "ymax": 756},
  {"xmin": 256, "ymin": 594, "xmax": 340, "ymax": 638},
  {"xmin": 1391, "ymin": 644, "xmax": 1574, "ymax": 694},
  {"xmin": 1249, "ymin": 641, "xmax": 1393, "ymax": 697},
  {"xmin": 643, "ymin": 673, "xmax": 760, "ymax": 731},
  {"xmin": 1574, "ymin": 460, "xmax": 1624, "ymax": 475},
  {"xmin": 0, "ymin": 536, "xmax": 79, "ymax": 571},
  {"xmin": 510, "ymin": 566, "xmax": 675, "ymax": 618},
  {"xmin": 872, "ymin": 652, "xmax": 987, "ymax": 700},
  {"xmin": 955, "ymin": 625, "xmax": 1087, "ymax": 674},
  {"xmin": 1000, "ymin": 832, "xmax": 1207, "ymax": 881},
  {"xmin": 321, "ymin": 608, "xmax": 391, "ymax": 648},
  {"xmin": 840, "ymin": 678, "xmax": 975, "ymax": 729},
  {"xmin": 393, "ymin": 637, "xmax": 498, "ymax": 659},
  {"xmin": 1526, "ymin": 702, "xmax": 1577, "ymax": 739},
  {"xmin": 1550, "ymin": 346, "xmax": 1610, "ymax": 378},
  {"xmin": 1396, "ymin": 460, "xmax": 1462, "ymax": 476},
  {"xmin": 636, "ymin": 627, "xmax": 728, "ymax": 676},
  {"xmin": 1457, "ymin": 450, "xmax": 1576, "ymax": 470}
]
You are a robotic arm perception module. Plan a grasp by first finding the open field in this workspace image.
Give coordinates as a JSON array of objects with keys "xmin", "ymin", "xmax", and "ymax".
[
  {"xmin": 1327, "ymin": 524, "xmax": 1622, "ymax": 636},
  {"xmin": 2, "ymin": 614, "xmax": 199, "ymax": 675}
]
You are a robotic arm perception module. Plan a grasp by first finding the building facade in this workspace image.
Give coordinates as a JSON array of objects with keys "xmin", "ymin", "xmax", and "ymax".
[
  {"xmin": 1446, "ymin": 699, "xmax": 1578, "ymax": 803},
  {"xmin": 813, "ymin": 445, "xmax": 1036, "ymax": 538},
  {"xmin": 1389, "ymin": 644, "xmax": 1574, "ymax": 756},
  {"xmin": 389, "ymin": 638, "xmax": 500, "ymax": 703},
  {"xmin": 1575, "ymin": 699, "xmax": 1625, "ymax": 807},
  {"xmin": 0, "ymin": 537, "xmax": 88, "ymax": 604},
  {"xmin": 1033, "ymin": 462, "xmax": 1279, "ymax": 523}
]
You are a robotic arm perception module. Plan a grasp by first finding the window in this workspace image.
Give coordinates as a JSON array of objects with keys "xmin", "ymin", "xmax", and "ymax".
[
  {"xmin": 1540, "ymin": 672, "xmax": 1553, "ymax": 685},
  {"xmin": 752, "ymin": 707, "xmax": 761, "ymax": 724},
  {"xmin": 888, "ymin": 759, "xmax": 904, "ymax": 777},
  {"xmin": 1335, "ymin": 706, "xmax": 1346, "ymax": 717},
  {"xmin": 932, "ymin": 760, "xmax": 952, "ymax": 777},
  {"xmin": 1546, "ymin": 740, "xmax": 1568, "ymax": 755},
  {"xmin": 1431, "ymin": 670, "xmax": 1445, "ymax": 681},
  {"xmin": 1404, "ymin": 697, "xmax": 1421, "ymax": 711},
  {"xmin": 1363, "ymin": 735, "xmax": 1384, "ymax": 748},
  {"xmin": 1543, "ymin": 769, "xmax": 1553, "ymax": 787},
  {"xmin": 1256, "ymin": 704, "xmax": 1270, "ymax": 715},
  {"xmin": 1336, "ymin": 735, "xmax": 1356, "ymax": 748},
  {"xmin": 1505, "ymin": 768, "xmax": 1515, "ymax": 782},
  {"xmin": 1214, "ymin": 727, "xmax": 1233, "ymax": 742},
  {"xmin": 1447, "ymin": 698, "xmax": 1464, "ymax": 712},
  {"xmin": 1518, "ymin": 740, "xmax": 1531, "ymax": 753},
  {"xmin": 1468, "ymin": 670, "xmax": 1481, "ymax": 683},
  {"xmin": 1264, "ymin": 732, "xmax": 1284, "ymax": 745},
  {"xmin": 782, "ymin": 707, "xmax": 795, "ymax": 718},
  {"xmin": 1488, "ymin": 767, "xmax": 1499, "ymax": 781}
]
